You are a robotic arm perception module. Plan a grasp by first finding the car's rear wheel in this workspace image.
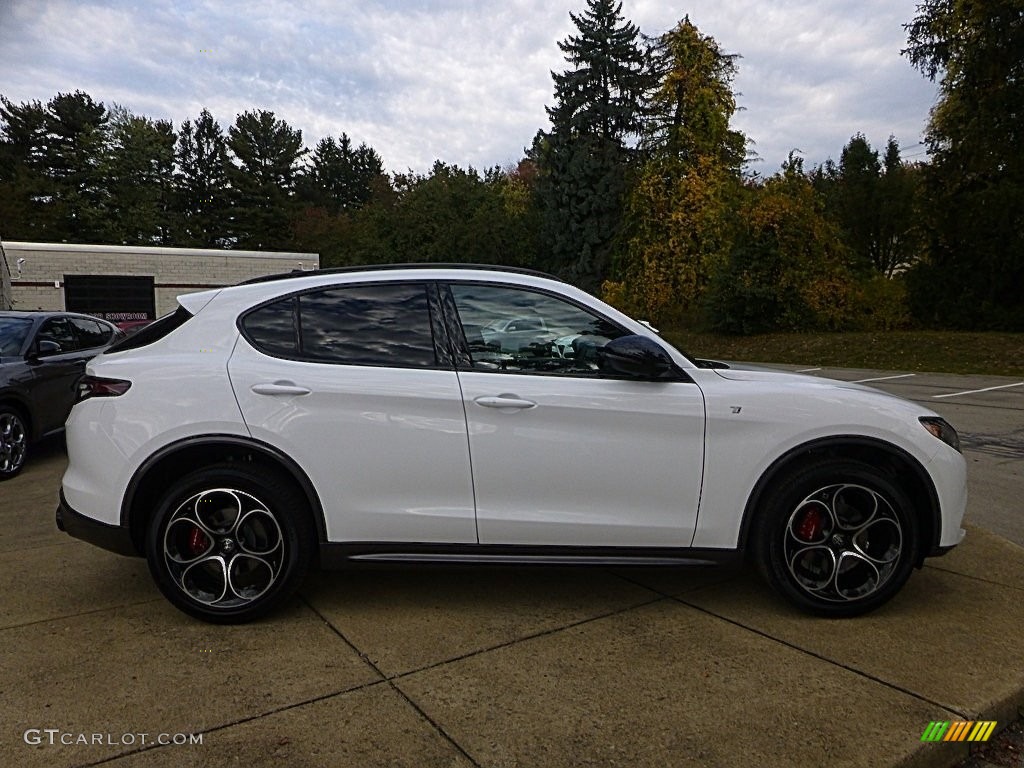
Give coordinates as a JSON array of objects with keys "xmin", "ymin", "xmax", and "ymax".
[
  {"xmin": 753, "ymin": 459, "xmax": 919, "ymax": 617},
  {"xmin": 0, "ymin": 406, "xmax": 28, "ymax": 480},
  {"xmin": 144, "ymin": 464, "xmax": 314, "ymax": 623}
]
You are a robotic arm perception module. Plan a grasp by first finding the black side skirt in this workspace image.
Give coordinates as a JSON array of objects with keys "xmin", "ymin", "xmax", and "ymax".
[{"xmin": 318, "ymin": 542, "xmax": 741, "ymax": 570}]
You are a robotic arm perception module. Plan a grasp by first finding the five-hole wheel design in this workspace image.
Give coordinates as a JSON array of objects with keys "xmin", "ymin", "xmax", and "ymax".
[
  {"xmin": 163, "ymin": 488, "xmax": 285, "ymax": 609},
  {"xmin": 754, "ymin": 459, "xmax": 919, "ymax": 617},
  {"xmin": 784, "ymin": 483, "xmax": 903, "ymax": 603},
  {"xmin": 146, "ymin": 464, "xmax": 313, "ymax": 623}
]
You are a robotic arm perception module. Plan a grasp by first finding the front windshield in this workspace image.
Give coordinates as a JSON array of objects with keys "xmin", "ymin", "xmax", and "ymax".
[{"xmin": 0, "ymin": 317, "xmax": 33, "ymax": 357}]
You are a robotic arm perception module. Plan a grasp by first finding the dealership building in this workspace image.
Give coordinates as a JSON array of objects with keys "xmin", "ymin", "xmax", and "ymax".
[{"xmin": 0, "ymin": 241, "xmax": 319, "ymax": 319}]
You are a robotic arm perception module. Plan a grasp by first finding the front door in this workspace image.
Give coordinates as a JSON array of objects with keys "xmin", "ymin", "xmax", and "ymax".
[{"xmin": 446, "ymin": 282, "xmax": 706, "ymax": 548}]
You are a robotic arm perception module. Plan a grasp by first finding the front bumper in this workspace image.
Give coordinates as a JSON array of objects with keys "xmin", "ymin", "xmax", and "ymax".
[{"xmin": 56, "ymin": 490, "xmax": 138, "ymax": 557}]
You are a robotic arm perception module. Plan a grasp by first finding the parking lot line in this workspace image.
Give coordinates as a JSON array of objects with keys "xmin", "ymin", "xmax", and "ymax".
[
  {"xmin": 796, "ymin": 367, "xmax": 821, "ymax": 373},
  {"xmin": 932, "ymin": 382, "xmax": 1024, "ymax": 399},
  {"xmin": 851, "ymin": 373, "xmax": 916, "ymax": 384}
]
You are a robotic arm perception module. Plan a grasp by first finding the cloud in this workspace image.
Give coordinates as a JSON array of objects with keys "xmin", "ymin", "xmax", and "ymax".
[{"xmin": 0, "ymin": 0, "xmax": 937, "ymax": 173}]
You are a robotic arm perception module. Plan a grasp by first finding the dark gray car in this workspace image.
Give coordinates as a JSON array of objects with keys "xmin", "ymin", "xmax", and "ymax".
[{"xmin": 0, "ymin": 311, "xmax": 122, "ymax": 479}]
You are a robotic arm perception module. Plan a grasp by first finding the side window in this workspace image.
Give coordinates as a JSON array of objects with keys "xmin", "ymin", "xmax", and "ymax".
[
  {"xmin": 36, "ymin": 317, "xmax": 79, "ymax": 354},
  {"xmin": 449, "ymin": 284, "xmax": 627, "ymax": 375},
  {"xmin": 241, "ymin": 284, "xmax": 438, "ymax": 368},
  {"xmin": 69, "ymin": 317, "xmax": 109, "ymax": 349},
  {"xmin": 299, "ymin": 284, "xmax": 436, "ymax": 367},
  {"xmin": 242, "ymin": 296, "xmax": 299, "ymax": 357}
]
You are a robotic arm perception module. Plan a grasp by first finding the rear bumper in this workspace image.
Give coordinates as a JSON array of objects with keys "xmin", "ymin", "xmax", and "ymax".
[{"xmin": 56, "ymin": 490, "xmax": 138, "ymax": 557}]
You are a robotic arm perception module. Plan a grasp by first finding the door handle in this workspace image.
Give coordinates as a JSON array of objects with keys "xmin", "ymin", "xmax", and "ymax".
[
  {"xmin": 474, "ymin": 394, "xmax": 537, "ymax": 409},
  {"xmin": 251, "ymin": 381, "xmax": 311, "ymax": 396}
]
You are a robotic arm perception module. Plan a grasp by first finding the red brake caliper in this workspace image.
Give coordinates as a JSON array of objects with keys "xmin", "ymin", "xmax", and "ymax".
[
  {"xmin": 187, "ymin": 526, "xmax": 208, "ymax": 556},
  {"xmin": 796, "ymin": 506, "xmax": 823, "ymax": 542}
]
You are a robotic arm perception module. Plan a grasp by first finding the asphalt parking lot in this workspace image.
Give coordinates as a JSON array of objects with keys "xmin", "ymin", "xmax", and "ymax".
[{"xmin": 1, "ymin": 366, "xmax": 1022, "ymax": 768}]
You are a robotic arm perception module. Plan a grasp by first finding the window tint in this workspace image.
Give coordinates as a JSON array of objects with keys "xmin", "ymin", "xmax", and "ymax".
[
  {"xmin": 108, "ymin": 305, "xmax": 192, "ymax": 353},
  {"xmin": 242, "ymin": 297, "xmax": 299, "ymax": 357},
  {"xmin": 242, "ymin": 283, "xmax": 439, "ymax": 368},
  {"xmin": 0, "ymin": 317, "xmax": 33, "ymax": 356},
  {"xmin": 299, "ymin": 284, "xmax": 436, "ymax": 367},
  {"xmin": 69, "ymin": 317, "xmax": 110, "ymax": 348},
  {"xmin": 37, "ymin": 317, "xmax": 79, "ymax": 354},
  {"xmin": 450, "ymin": 284, "xmax": 626, "ymax": 375}
]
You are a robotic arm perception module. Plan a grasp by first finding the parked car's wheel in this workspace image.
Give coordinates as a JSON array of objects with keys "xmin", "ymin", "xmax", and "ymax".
[
  {"xmin": 0, "ymin": 406, "xmax": 28, "ymax": 480},
  {"xmin": 753, "ymin": 459, "xmax": 919, "ymax": 617},
  {"xmin": 145, "ymin": 464, "xmax": 314, "ymax": 623}
]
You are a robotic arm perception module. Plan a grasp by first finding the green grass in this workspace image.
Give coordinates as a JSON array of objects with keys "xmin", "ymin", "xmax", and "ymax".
[{"xmin": 659, "ymin": 329, "xmax": 1024, "ymax": 377}]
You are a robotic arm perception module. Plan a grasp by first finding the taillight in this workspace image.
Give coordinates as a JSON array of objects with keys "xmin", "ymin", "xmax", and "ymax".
[{"xmin": 77, "ymin": 375, "xmax": 132, "ymax": 402}]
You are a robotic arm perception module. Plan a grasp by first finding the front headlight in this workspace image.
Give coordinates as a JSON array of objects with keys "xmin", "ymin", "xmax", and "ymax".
[{"xmin": 920, "ymin": 417, "xmax": 961, "ymax": 452}]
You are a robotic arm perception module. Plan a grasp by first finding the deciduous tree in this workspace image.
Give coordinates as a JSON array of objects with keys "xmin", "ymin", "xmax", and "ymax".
[{"xmin": 904, "ymin": 0, "xmax": 1024, "ymax": 328}]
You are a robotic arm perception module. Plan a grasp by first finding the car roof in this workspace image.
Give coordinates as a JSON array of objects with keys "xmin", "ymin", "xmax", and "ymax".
[
  {"xmin": 238, "ymin": 263, "xmax": 564, "ymax": 286},
  {"xmin": 180, "ymin": 264, "xmax": 577, "ymax": 316}
]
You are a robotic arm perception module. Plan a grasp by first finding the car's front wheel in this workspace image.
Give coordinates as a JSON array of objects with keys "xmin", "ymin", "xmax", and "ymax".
[
  {"xmin": 144, "ymin": 464, "xmax": 314, "ymax": 623},
  {"xmin": 753, "ymin": 459, "xmax": 920, "ymax": 617},
  {"xmin": 0, "ymin": 406, "xmax": 28, "ymax": 480}
]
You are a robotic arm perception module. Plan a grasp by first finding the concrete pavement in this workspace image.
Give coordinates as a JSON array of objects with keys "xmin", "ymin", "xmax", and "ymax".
[{"xmin": 1, "ymin": 366, "xmax": 1022, "ymax": 768}]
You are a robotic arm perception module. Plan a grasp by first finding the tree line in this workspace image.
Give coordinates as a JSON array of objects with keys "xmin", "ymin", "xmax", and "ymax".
[{"xmin": 1, "ymin": 0, "xmax": 1020, "ymax": 331}]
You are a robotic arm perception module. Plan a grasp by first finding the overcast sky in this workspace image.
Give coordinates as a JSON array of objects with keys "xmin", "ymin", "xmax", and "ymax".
[{"xmin": 0, "ymin": 0, "xmax": 937, "ymax": 174}]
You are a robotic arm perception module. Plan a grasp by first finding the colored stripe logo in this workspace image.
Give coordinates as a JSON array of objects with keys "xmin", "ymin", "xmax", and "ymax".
[{"xmin": 921, "ymin": 721, "xmax": 998, "ymax": 742}]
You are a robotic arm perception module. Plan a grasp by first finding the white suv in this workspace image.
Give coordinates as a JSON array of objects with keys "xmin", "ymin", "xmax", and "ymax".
[{"xmin": 57, "ymin": 266, "xmax": 967, "ymax": 623}]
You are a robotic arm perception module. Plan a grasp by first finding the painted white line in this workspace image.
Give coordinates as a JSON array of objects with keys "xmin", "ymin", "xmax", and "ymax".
[
  {"xmin": 796, "ymin": 367, "xmax": 821, "ymax": 373},
  {"xmin": 932, "ymin": 382, "xmax": 1024, "ymax": 399},
  {"xmin": 851, "ymin": 373, "xmax": 916, "ymax": 384}
]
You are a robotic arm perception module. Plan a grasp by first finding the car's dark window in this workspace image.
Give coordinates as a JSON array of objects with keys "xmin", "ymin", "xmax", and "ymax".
[
  {"xmin": 107, "ymin": 305, "xmax": 192, "ymax": 353},
  {"xmin": 242, "ymin": 283, "xmax": 439, "ymax": 368},
  {"xmin": 242, "ymin": 297, "xmax": 298, "ymax": 357},
  {"xmin": 36, "ymin": 317, "xmax": 80, "ymax": 354},
  {"xmin": 0, "ymin": 317, "xmax": 33, "ymax": 356},
  {"xmin": 449, "ymin": 284, "xmax": 627, "ymax": 375},
  {"xmin": 69, "ymin": 317, "xmax": 110, "ymax": 349},
  {"xmin": 299, "ymin": 284, "xmax": 436, "ymax": 367}
]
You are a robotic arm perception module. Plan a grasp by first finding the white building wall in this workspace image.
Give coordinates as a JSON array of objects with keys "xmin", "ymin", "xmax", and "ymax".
[{"xmin": 4, "ymin": 242, "xmax": 319, "ymax": 314}]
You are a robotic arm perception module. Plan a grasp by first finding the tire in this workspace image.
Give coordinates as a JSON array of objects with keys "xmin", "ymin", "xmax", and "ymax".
[
  {"xmin": 144, "ymin": 463, "xmax": 314, "ymax": 623},
  {"xmin": 0, "ymin": 406, "xmax": 29, "ymax": 480},
  {"xmin": 752, "ymin": 459, "xmax": 920, "ymax": 617}
]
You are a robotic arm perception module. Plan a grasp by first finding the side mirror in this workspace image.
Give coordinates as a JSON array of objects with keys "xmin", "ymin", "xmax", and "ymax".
[{"xmin": 600, "ymin": 335, "xmax": 675, "ymax": 379}]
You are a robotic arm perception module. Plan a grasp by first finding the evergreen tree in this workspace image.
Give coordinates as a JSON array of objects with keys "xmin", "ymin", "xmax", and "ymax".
[
  {"xmin": 904, "ymin": 0, "xmax": 1024, "ymax": 328},
  {"xmin": 836, "ymin": 134, "xmax": 882, "ymax": 274},
  {"xmin": 225, "ymin": 110, "xmax": 306, "ymax": 250},
  {"xmin": 42, "ymin": 91, "xmax": 109, "ymax": 242},
  {"xmin": 876, "ymin": 137, "xmax": 920, "ymax": 277},
  {"xmin": 535, "ymin": 0, "xmax": 651, "ymax": 289},
  {"xmin": 297, "ymin": 134, "xmax": 385, "ymax": 214},
  {"xmin": 102, "ymin": 107, "xmax": 177, "ymax": 245},
  {"xmin": 175, "ymin": 109, "xmax": 231, "ymax": 248},
  {"xmin": 0, "ymin": 97, "xmax": 54, "ymax": 240}
]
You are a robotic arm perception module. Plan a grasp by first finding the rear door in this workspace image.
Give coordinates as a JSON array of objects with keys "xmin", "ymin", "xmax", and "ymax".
[
  {"xmin": 445, "ymin": 282, "xmax": 706, "ymax": 548},
  {"xmin": 228, "ymin": 281, "xmax": 477, "ymax": 544}
]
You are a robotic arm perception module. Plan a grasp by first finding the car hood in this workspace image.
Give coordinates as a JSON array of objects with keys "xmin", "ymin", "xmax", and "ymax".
[{"xmin": 710, "ymin": 366, "xmax": 917, "ymax": 402}]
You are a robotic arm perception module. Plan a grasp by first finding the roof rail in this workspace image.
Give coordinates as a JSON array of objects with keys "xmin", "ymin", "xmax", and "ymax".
[{"xmin": 238, "ymin": 263, "xmax": 565, "ymax": 286}]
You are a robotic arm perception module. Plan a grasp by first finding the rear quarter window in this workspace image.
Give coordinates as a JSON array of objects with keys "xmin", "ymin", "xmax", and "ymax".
[{"xmin": 106, "ymin": 306, "xmax": 193, "ymax": 353}]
